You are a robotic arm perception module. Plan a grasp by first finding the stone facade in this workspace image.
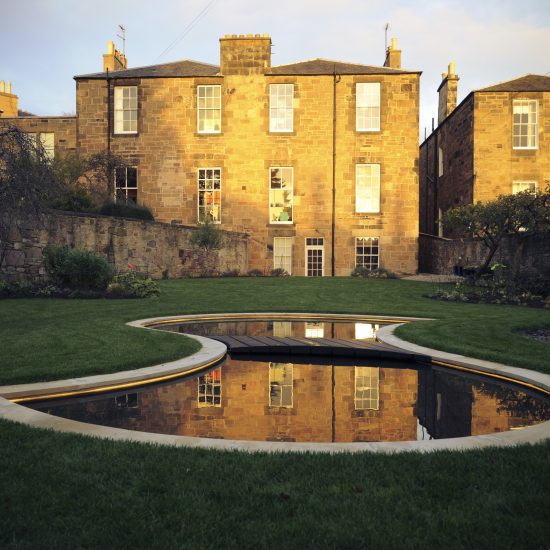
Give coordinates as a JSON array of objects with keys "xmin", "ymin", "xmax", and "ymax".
[
  {"xmin": 420, "ymin": 73, "xmax": 550, "ymax": 238},
  {"xmin": 1, "ymin": 211, "xmax": 248, "ymax": 280},
  {"xmin": 3, "ymin": 34, "xmax": 421, "ymax": 276},
  {"xmin": 0, "ymin": 115, "xmax": 77, "ymax": 154}
]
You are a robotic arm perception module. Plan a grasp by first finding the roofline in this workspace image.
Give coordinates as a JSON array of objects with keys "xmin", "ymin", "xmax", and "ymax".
[
  {"xmin": 270, "ymin": 56, "xmax": 422, "ymax": 74},
  {"xmin": 420, "ymin": 91, "xmax": 474, "ymax": 148},
  {"xmin": 74, "ymin": 59, "xmax": 220, "ymax": 80},
  {"xmin": 474, "ymin": 72, "xmax": 550, "ymax": 92},
  {"xmin": 0, "ymin": 115, "xmax": 77, "ymax": 120},
  {"xmin": 265, "ymin": 70, "xmax": 422, "ymax": 76},
  {"xmin": 74, "ymin": 74, "xmax": 222, "ymax": 81}
]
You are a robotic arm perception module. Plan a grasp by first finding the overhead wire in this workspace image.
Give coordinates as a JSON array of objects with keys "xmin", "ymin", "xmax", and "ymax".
[{"xmin": 155, "ymin": 0, "xmax": 218, "ymax": 62}]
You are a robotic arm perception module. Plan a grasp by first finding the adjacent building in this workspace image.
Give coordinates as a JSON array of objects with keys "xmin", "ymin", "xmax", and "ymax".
[
  {"xmin": 1, "ymin": 35, "xmax": 421, "ymax": 276},
  {"xmin": 420, "ymin": 68, "xmax": 550, "ymax": 236}
]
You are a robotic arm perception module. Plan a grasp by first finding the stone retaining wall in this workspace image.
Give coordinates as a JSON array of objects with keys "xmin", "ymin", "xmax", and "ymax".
[
  {"xmin": 419, "ymin": 232, "xmax": 550, "ymax": 274},
  {"xmin": 1, "ymin": 211, "xmax": 248, "ymax": 280}
]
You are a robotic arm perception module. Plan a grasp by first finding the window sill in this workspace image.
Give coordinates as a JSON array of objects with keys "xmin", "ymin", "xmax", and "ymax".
[
  {"xmin": 356, "ymin": 129, "xmax": 381, "ymax": 133},
  {"xmin": 512, "ymin": 147, "xmax": 538, "ymax": 151},
  {"xmin": 196, "ymin": 131, "xmax": 223, "ymax": 137},
  {"xmin": 267, "ymin": 222, "xmax": 295, "ymax": 227},
  {"xmin": 269, "ymin": 131, "xmax": 296, "ymax": 136},
  {"xmin": 113, "ymin": 132, "xmax": 139, "ymax": 137}
]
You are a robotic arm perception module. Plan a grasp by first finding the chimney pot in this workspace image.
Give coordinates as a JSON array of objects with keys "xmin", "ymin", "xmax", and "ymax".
[
  {"xmin": 7, "ymin": 81, "xmax": 11, "ymax": 94},
  {"xmin": 391, "ymin": 37, "xmax": 398, "ymax": 50},
  {"xmin": 107, "ymin": 40, "xmax": 115, "ymax": 54},
  {"xmin": 0, "ymin": 81, "xmax": 4, "ymax": 93},
  {"xmin": 437, "ymin": 62, "xmax": 459, "ymax": 124}
]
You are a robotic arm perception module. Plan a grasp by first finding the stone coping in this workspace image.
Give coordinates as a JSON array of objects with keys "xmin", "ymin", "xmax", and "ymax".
[{"xmin": 0, "ymin": 312, "xmax": 548, "ymax": 454}]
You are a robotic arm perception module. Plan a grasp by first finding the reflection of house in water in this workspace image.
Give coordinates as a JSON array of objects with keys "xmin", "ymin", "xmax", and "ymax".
[
  {"xmin": 169, "ymin": 320, "xmax": 382, "ymax": 341},
  {"xmin": 37, "ymin": 360, "xmax": 547, "ymax": 443},
  {"xmin": 416, "ymin": 368, "xmax": 542, "ymax": 438}
]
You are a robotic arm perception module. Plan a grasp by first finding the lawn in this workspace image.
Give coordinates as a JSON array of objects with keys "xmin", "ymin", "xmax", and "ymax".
[{"xmin": 1, "ymin": 277, "xmax": 549, "ymax": 548}]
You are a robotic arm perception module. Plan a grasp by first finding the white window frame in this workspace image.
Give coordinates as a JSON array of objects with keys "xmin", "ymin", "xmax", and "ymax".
[
  {"xmin": 269, "ymin": 363, "xmax": 293, "ymax": 408},
  {"xmin": 198, "ymin": 367, "xmax": 222, "ymax": 407},
  {"xmin": 273, "ymin": 237, "xmax": 293, "ymax": 274},
  {"xmin": 512, "ymin": 181, "xmax": 538, "ymax": 194},
  {"xmin": 305, "ymin": 322, "xmax": 324, "ymax": 338},
  {"xmin": 438, "ymin": 146, "xmax": 444, "ymax": 177},
  {"xmin": 197, "ymin": 168, "xmax": 222, "ymax": 223},
  {"xmin": 114, "ymin": 86, "xmax": 138, "ymax": 134},
  {"xmin": 354, "ymin": 323, "xmax": 379, "ymax": 340},
  {"xmin": 356, "ymin": 164, "xmax": 381, "ymax": 213},
  {"xmin": 513, "ymin": 99, "xmax": 538, "ymax": 150},
  {"xmin": 269, "ymin": 84, "xmax": 294, "ymax": 132},
  {"xmin": 356, "ymin": 82, "xmax": 380, "ymax": 132},
  {"xmin": 28, "ymin": 132, "xmax": 55, "ymax": 159},
  {"xmin": 197, "ymin": 85, "xmax": 222, "ymax": 134},
  {"xmin": 305, "ymin": 237, "xmax": 324, "ymax": 277},
  {"xmin": 355, "ymin": 366, "xmax": 380, "ymax": 410},
  {"xmin": 269, "ymin": 167, "xmax": 293, "ymax": 224},
  {"xmin": 355, "ymin": 237, "xmax": 379, "ymax": 270},
  {"xmin": 114, "ymin": 166, "xmax": 138, "ymax": 203}
]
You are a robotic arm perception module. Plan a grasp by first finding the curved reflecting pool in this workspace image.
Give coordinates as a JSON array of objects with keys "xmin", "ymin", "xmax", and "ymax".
[{"xmin": 26, "ymin": 319, "xmax": 549, "ymax": 443}]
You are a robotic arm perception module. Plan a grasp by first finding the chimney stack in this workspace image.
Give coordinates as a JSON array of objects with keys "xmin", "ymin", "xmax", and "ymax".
[
  {"xmin": 103, "ymin": 39, "xmax": 128, "ymax": 73},
  {"xmin": 437, "ymin": 62, "xmax": 459, "ymax": 124},
  {"xmin": 384, "ymin": 37, "xmax": 401, "ymax": 69},
  {"xmin": 0, "ymin": 80, "xmax": 19, "ymax": 117},
  {"xmin": 219, "ymin": 34, "xmax": 271, "ymax": 75}
]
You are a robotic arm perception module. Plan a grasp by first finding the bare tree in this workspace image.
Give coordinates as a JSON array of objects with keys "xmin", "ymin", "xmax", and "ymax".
[{"xmin": 0, "ymin": 126, "xmax": 60, "ymax": 269}]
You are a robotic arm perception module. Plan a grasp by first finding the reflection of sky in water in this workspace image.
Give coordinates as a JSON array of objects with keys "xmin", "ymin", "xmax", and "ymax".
[{"xmin": 28, "ymin": 358, "xmax": 549, "ymax": 444}]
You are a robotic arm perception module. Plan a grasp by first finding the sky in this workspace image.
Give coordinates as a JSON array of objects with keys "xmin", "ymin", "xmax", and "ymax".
[{"xmin": 2, "ymin": 0, "xmax": 549, "ymax": 140}]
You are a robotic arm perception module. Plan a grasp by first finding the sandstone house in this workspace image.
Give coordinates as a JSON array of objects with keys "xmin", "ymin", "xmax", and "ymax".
[
  {"xmin": 1, "ymin": 34, "xmax": 421, "ymax": 276},
  {"xmin": 419, "ymin": 68, "xmax": 550, "ymax": 237}
]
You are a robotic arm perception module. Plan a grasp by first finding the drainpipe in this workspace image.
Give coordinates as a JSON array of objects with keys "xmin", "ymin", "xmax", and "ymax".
[
  {"xmin": 106, "ymin": 70, "xmax": 113, "ymax": 198},
  {"xmin": 106, "ymin": 69, "xmax": 111, "ymax": 153},
  {"xmin": 331, "ymin": 69, "xmax": 341, "ymax": 277},
  {"xmin": 433, "ymin": 131, "xmax": 439, "ymax": 236}
]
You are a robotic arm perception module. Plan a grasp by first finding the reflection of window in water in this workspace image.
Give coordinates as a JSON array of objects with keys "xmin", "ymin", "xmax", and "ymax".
[
  {"xmin": 354, "ymin": 323, "xmax": 380, "ymax": 340},
  {"xmin": 305, "ymin": 322, "xmax": 324, "ymax": 338},
  {"xmin": 272, "ymin": 321, "xmax": 293, "ymax": 338},
  {"xmin": 355, "ymin": 367, "xmax": 379, "ymax": 410},
  {"xmin": 198, "ymin": 368, "xmax": 222, "ymax": 407},
  {"xmin": 115, "ymin": 393, "xmax": 138, "ymax": 408},
  {"xmin": 269, "ymin": 363, "xmax": 293, "ymax": 408}
]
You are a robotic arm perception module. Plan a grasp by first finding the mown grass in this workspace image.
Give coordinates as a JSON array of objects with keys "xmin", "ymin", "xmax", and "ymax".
[
  {"xmin": 1, "ymin": 277, "xmax": 549, "ymax": 548},
  {"xmin": 1, "ymin": 420, "xmax": 549, "ymax": 549},
  {"xmin": 0, "ymin": 277, "xmax": 548, "ymax": 385}
]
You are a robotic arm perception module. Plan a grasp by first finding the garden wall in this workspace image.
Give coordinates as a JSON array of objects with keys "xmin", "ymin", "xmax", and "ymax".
[
  {"xmin": 419, "ymin": 232, "xmax": 550, "ymax": 274},
  {"xmin": 1, "ymin": 211, "xmax": 248, "ymax": 280}
]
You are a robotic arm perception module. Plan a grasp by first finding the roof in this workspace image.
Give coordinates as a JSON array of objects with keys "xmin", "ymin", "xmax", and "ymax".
[
  {"xmin": 476, "ymin": 74, "xmax": 550, "ymax": 92},
  {"xmin": 74, "ymin": 60, "xmax": 220, "ymax": 80},
  {"xmin": 267, "ymin": 58, "xmax": 420, "ymax": 75}
]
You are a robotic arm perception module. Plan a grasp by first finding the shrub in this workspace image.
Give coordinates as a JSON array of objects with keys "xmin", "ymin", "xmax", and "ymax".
[
  {"xmin": 220, "ymin": 269, "xmax": 240, "ymax": 277},
  {"xmin": 190, "ymin": 219, "xmax": 224, "ymax": 251},
  {"xmin": 99, "ymin": 201, "xmax": 155, "ymax": 221},
  {"xmin": 108, "ymin": 271, "xmax": 159, "ymax": 298},
  {"xmin": 42, "ymin": 246, "xmax": 69, "ymax": 284},
  {"xmin": 43, "ymin": 245, "xmax": 112, "ymax": 290},
  {"xmin": 351, "ymin": 266, "xmax": 396, "ymax": 279},
  {"xmin": 51, "ymin": 186, "xmax": 95, "ymax": 213},
  {"xmin": 271, "ymin": 268, "xmax": 289, "ymax": 277},
  {"xmin": 247, "ymin": 269, "xmax": 264, "ymax": 277}
]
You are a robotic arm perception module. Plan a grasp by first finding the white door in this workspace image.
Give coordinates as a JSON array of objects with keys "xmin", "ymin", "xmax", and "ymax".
[{"xmin": 305, "ymin": 237, "xmax": 324, "ymax": 276}]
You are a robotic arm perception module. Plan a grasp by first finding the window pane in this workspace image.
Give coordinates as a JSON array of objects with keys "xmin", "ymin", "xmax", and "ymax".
[
  {"xmin": 269, "ymin": 167, "xmax": 293, "ymax": 222},
  {"xmin": 270, "ymin": 84, "xmax": 294, "ymax": 132},
  {"xmin": 356, "ymin": 83, "xmax": 380, "ymax": 131},
  {"xmin": 356, "ymin": 164, "xmax": 380, "ymax": 212}
]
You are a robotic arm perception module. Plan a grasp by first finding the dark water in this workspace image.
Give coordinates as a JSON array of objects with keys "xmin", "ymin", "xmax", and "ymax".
[{"xmin": 26, "ymin": 319, "xmax": 549, "ymax": 443}]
